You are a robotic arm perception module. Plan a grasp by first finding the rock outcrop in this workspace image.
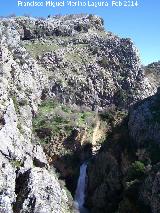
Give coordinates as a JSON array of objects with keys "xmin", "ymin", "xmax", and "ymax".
[
  {"xmin": 1, "ymin": 14, "xmax": 155, "ymax": 110},
  {"xmin": 0, "ymin": 20, "xmax": 73, "ymax": 213},
  {"xmin": 128, "ymin": 89, "xmax": 160, "ymax": 213},
  {"xmin": 145, "ymin": 61, "xmax": 160, "ymax": 88},
  {"xmin": 87, "ymin": 89, "xmax": 160, "ymax": 213},
  {"xmin": 128, "ymin": 89, "xmax": 160, "ymax": 146}
]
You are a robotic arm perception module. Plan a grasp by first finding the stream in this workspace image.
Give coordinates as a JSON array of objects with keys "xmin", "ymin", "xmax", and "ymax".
[{"xmin": 74, "ymin": 162, "xmax": 89, "ymax": 213}]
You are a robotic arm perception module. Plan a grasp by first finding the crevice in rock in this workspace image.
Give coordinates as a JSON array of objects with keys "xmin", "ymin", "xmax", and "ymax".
[
  {"xmin": 0, "ymin": 150, "xmax": 12, "ymax": 160},
  {"xmin": 13, "ymin": 169, "xmax": 32, "ymax": 213},
  {"xmin": 41, "ymin": 88, "xmax": 49, "ymax": 101},
  {"xmin": 33, "ymin": 157, "xmax": 46, "ymax": 168},
  {"xmin": 0, "ymin": 116, "xmax": 5, "ymax": 129}
]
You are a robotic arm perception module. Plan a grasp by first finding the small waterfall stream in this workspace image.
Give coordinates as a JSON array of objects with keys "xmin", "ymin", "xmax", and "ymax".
[{"xmin": 74, "ymin": 163, "xmax": 89, "ymax": 213}]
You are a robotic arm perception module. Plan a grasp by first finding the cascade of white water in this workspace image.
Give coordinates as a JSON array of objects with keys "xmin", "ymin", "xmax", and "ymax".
[{"xmin": 74, "ymin": 163, "xmax": 88, "ymax": 213}]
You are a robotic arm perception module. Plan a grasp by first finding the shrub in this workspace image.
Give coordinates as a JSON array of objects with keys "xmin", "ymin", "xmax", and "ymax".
[
  {"xmin": 100, "ymin": 17, "xmax": 104, "ymax": 25},
  {"xmin": 74, "ymin": 24, "xmax": 83, "ymax": 32},
  {"xmin": 11, "ymin": 160, "xmax": 23, "ymax": 168},
  {"xmin": 19, "ymin": 99, "xmax": 28, "ymax": 106},
  {"xmin": 3, "ymin": 21, "xmax": 9, "ymax": 28},
  {"xmin": 88, "ymin": 14, "xmax": 94, "ymax": 21},
  {"xmin": 127, "ymin": 161, "xmax": 145, "ymax": 181},
  {"xmin": 98, "ymin": 57, "xmax": 109, "ymax": 68},
  {"xmin": 17, "ymin": 123, "xmax": 23, "ymax": 133},
  {"xmin": 12, "ymin": 96, "xmax": 19, "ymax": 113},
  {"xmin": 33, "ymin": 99, "xmax": 96, "ymax": 144}
]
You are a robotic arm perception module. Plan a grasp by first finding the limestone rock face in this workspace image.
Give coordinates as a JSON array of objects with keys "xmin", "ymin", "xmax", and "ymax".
[
  {"xmin": 1, "ymin": 14, "xmax": 155, "ymax": 110},
  {"xmin": 14, "ymin": 168, "xmax": 71, "ymax": 213},
  {"xmin": 145, "ymin": 61, "xmax": 160, "ymax": 88},
  {"xmin": 87, "ymin": 89, "xmax": 160, "ymax": 213},
  {"xmin": 128, "ymin": 89, "xmax": 160, "ymax": 146},
  {"xmin": 127, "ymin": 91, "xmax": 160, "ymax": 213},
  {"xmin": 0, "ymin": 154, "xmax": 16, "ymax": 213},
  {"xmin": 37, "ymin": 28, "xmax": 155, "ymax": 109},
  {"xmin": 0, "ymin": 20, "xmax": 73, "ymax": 213},
  {"xmin": 16, "ymin": 14, "xmax": 104, "ymax": 40}
]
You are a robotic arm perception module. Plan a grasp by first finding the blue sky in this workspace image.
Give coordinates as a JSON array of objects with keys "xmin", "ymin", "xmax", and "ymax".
[{"xmin": 0, "ymin": 0, "xmax": 160, "ymax": 65}]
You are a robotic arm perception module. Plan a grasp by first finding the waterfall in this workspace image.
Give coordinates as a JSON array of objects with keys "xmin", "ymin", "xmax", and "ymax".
[{"xmin": 74, "ymin": 163, "xmax": 88, "ymax": 213}]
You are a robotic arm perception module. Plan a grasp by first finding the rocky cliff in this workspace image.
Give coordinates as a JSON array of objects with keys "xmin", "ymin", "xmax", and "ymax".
[
  {"xmin": 145, "ymin": 61, "xmax": 160, "ymax": 88},
  {"xmin": 0, "ymin": 19, "xmax": 73, "ymax": 213},
  {"xmin": 87, "ymin": 89, "xmax": 160, "ymax": 213},
  {"xmin": 0, "ymin": 14, "xmax": 159, "ymax": 213},
  {"xmin": 3, "ymin": 14, "xmax": 155, "ymax": 110}
]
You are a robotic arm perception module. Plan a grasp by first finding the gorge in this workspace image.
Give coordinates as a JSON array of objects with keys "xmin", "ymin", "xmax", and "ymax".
[{"xmin": 0, "ymin": 13, "xmax": 160, "ymax": 213}]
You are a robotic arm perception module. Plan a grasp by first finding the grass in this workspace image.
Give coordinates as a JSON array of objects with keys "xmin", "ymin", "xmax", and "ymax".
[
  {"xmin": 66, "ymin": 52, "xmax": 83, "ymax": 64},
  {"xmin": 12, "ymin": 96, "xmax": 19, "ymax": 113},
  {"xmin": 64, "ymin": 44, "xmax": 94, "ymax": 65},
  {"xmin": 39, "ymin": 100, "xmax": 58, "ymax": 113},
  {"xmin": 23, "ymin": 42, "xmax": 60, "ymax": 58}
]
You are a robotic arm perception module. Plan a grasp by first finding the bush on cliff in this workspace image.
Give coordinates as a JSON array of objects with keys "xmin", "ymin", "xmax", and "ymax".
[{"xmin": 127, "ymin": 161, "xmax": 145, "ymax": 181}]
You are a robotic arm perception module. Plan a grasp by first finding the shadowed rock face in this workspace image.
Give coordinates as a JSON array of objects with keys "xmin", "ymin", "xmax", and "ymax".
[
  {"xmin": 0, "ymin": 14, "xmax": 159, "ymax": 213},
  {"xmin": 128, "ymin": 89, "xmax": 160, "ymax": 146},
  {"xmin": 128, "ymin": 90, "xmax": 160, "ymax": 213},
  {"xmin": 87, "ymin": 89, "xmax": 160, "ymax": 213}
]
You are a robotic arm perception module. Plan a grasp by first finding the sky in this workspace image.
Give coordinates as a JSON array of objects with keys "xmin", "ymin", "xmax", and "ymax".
[{"xmin": 0, "ymin": 0, "xmax": 159, "ymax": 65}]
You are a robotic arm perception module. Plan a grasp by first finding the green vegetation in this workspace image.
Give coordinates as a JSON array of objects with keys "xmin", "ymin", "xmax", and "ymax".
[
  {"xmin": 125, "ymin": 161, "xmax": 146, "ymax": 203},
  {"xmin": 117, "ymin": 89, "xmax": 128, "ymax": 101},
  {"xmin": 65, "ymin": 44, "xmax": 90, "ymax": 64},
  {"xmin": 23, "ymin": 42, "xmax": 59, "ymax": 59},
  {"xmin": 100, "ymin": 17, "xmax": 104, "ymax": 25},
  {"xmin": 127, "ymin": 161, "xmax": 145, "ymax": 181},
  {"xmin": 99, "ymin": 106, "xmax": 127, "ymax": 128},
  {"xmin": 98, "ymin": 57, "xmax": 109, "ymax": 68},
  {"xmin": 32, "ymin": 99, "xmax": 96, "ymax": 144},
  {"xmin": 12, "ymin": 96, "xmax": 19, "ymax": 113},
  {"xmin": 88, "ymin": 14, "xmax": 94, "ymax": 21},
  {"xmin": 114, "ymin": 88, "xmax": 130, "ymax": 107},
  {"xmin": 66, "ymin": 52, "xmax": 83, "ymax": 64},
  {"xmin": 11, "ymin": 159, "xmax": 23, "ymax": 168},
  {"xmin": 17, "ymin": 122, "xmax": 22, "ymax": 132},
  {"xmin": 74, "ymin": 24, "xmax": 83, "ymax": 32}
]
